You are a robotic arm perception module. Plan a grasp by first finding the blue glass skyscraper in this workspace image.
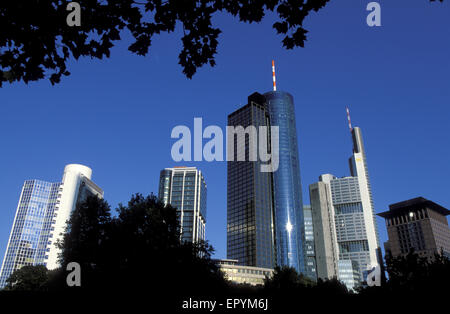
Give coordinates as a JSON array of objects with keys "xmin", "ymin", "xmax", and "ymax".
[
  {"xmin": 227, "ymin": 64, "xmax": 306, "ymax": 274},
  {"xmin": 0, "ymin": 180, "xmax": 60, "ymax": 288},
  {"xmin": 264, "ymin": 91, "xmax": 305, "ymax": 274}
]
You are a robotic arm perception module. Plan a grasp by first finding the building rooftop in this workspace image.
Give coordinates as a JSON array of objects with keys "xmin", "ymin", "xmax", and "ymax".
[{"xmin": 378, "ymin": 197, "xmax": 450, "ymax": 218}]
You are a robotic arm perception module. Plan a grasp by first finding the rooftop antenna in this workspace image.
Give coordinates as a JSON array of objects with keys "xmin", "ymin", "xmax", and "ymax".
[
  {"xmin": 272, "ymin": 60, "xmax": 277, "ymax": 91},
  {"xmin": 347, "ymin": 106, "xmax": 357, "ymax": 154},
  {"xmin": 346, "ymin": 106, "xmax": 353, "ymax": 132}
]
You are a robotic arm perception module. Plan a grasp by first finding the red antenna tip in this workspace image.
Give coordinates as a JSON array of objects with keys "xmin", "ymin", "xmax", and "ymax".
[{"xmin": 272, "ymin": 60, "xmax": 277, "ymax": 91}]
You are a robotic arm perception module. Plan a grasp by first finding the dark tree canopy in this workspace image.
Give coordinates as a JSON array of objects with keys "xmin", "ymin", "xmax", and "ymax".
[
  {"xmin": 0, "ymin": 1, "xmax": 445, "ymax": 87},
  {"xmin": 54, "ymin": 194, "xmax": 226, "ymax": 293},
  {"xmin": 3, "ymin": 193, "xmax": 450, "ymax": 310},
  {"xmin": 263, "ymin": 265, "xmax": 347, "ymax": 293},
  {"xmin": 0, "ymin": 0, "xmax": 334, "ymax": 86},
  {"xmin": 3, "ymin": 265, "xmax": 48, "ymax": 291},
  {"xmin": 57, "ymin": 195, "xmax": 113, "ymax": 279},
  {"xmin": 357, "ymin": 250, "xmax": 450, "ymax": 298}
]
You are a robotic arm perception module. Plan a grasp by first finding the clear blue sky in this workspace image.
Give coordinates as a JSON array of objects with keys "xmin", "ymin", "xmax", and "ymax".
[{"xmin": 1, "ymin": 0, "xmax": 449, "ymax": 262}]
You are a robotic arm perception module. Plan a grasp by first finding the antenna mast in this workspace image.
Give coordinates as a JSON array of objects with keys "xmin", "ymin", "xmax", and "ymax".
[
  {"xmin": 346, "ymin": 107, "xmax": 353, "ymax": 132},
  {"xmin": 272, "ymin": 60, "xmax": 277, "ymax": 91}
]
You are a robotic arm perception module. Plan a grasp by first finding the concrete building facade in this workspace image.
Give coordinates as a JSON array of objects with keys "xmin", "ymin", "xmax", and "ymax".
[{"xmin": 378, "ymin": 197, "xmax": 450, "ymax": 259}]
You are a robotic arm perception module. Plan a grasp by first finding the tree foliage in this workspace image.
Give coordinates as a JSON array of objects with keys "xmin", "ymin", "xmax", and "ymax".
[
  {"xmin": 264, "ymin": 265, "xmax": 348, "ymax": 294},
  {"xmin": 358, "ymin": 250, "xmax": 450, "ymax": 297},
  {"xmin": 0, "ymin": 1, "xmax": 445, "ymax": 86},
  {"xmin": 3, "ymin": 192, "xmax": 450, "ymax": 310},
  {"xmin": 54, "ymin": 193, "xmax": 226, "ymax": 293},
  {"xmin": 264, "ymin": 266, "xmax": 314, "ymax": 290},
  {"xmin": 3, "ymin": 265, "xmax": 48, "ymax": 291},
  {"xmin": 0, "ymin": 0, "xmax": 334, "ymax": 86}
]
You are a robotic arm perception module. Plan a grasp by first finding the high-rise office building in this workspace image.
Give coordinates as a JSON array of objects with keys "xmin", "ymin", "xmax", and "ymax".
[
  {"xmin": 336, "ymin": 260, "xmax": 361, "ymax": 291},
  {"xmin": 227, "ymin": 92, "xmax": 276, "ymax": 269},
  {"xmin": 264, "ymin": 90, "xmax": 305, "ymax": 274},
  {"xmin": 47, "ymin": 164, "xmax": 103, "ymax": 269},
  {"xmin": 227, "ymin": 62, "xmax": 305, "ymax": 274},
  {"xmin": 309, "ymin": 121, "xmax": 380, "ymax": 287},
  {"xmin": 158, "ymin": 166, "xmax": 207, "ymax": 243},
  {"xmin": 309, "ymin": 177, "xmax": 339, "ymax": 280},
  {"xmin": 303, "ymin": 205, "xmax": 317, "ymax": 280},
  {"xmin": 378, "ymin": 197, "xmax": 450, "ymax": 259},
  {"xmin": 0, "ymin": 164, "xmax": 103, "ymax": 288}
]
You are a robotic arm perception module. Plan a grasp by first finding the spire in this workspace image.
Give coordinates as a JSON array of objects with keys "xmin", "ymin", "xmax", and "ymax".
[
  {"xmin": 347, "ymin": 107, "xmax": 356, "ymax": 154},
  {"xmin": 346, "ymin": 106, "xmax": 353, "ymax": 132},
  {"xmin": 272, "ymin": 60, "xmax": 277, "ymax": 91},
  {"xmin": 346, "ymin": 107, "xmax": 365, "ymax": 155}
]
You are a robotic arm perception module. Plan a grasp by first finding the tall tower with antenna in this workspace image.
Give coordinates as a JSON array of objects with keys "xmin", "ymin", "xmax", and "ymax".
[
  {"xmin": 264, "ymin": 60, "xmax": 306, "ymax": 274},
  {"xmin": 346, "ymin": 108, "xmax": 381, "ymax": 258},
  {"xmin": 308, "ymin": 108, "xmax": 381, "ymax": 288},
  {"xmin": 227, "ymin": 61, "xmax": 306, "ymax": 275}
]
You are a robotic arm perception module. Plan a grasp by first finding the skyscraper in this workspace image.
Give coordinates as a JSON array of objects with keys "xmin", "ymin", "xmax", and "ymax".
[
  {"xmin": 47, "ymin": 164, "xmax": 103, "ymax": 269},
  {"xmin": 378, "ymin": 197, "xmax": 450, "ymax": 259},
  {"xmin": 303, "ymin": 205, "xmax": 317, "ymax": 280},
  {"xmin": 227, "ymin": 62, "xmax": 305, "ymax": 273},
  {"xmin": 264, "ymin": 90, "xmax": 305, "ymax": 274},
  {"xmin": 309, "ymin": 118, "xmax": 380, "ymax": 287},
  {"xmin": 309, "ymin": 176, "xmax": 338, "ymax": 280},
  {"xmin": 0, "ymin": 164, "xmax": 103, "ymax": 288},
  {"xmin": 158, "ymin": 166, "xmax": 207, "ymax": 243},
  {"xmin": 227, "ymin": 92, "xmax": 276, "ymax": 269}
]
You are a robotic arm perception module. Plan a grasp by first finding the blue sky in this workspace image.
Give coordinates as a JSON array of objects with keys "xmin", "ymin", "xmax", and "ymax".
[{"xmin": 1, "ymin": 0, "xmax": 449, "ymax": 262}]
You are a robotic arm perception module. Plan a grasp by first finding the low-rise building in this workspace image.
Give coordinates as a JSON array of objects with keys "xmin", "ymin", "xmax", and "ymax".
[{"xmin": 215, "ymin": 259, "xmax": 273, "ymax": 286}]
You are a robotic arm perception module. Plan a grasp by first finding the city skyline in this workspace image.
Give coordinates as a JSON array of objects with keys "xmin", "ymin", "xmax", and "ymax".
[{"xmin": 1, "ymin": 1, "xmax": 450, "ymax": 267}]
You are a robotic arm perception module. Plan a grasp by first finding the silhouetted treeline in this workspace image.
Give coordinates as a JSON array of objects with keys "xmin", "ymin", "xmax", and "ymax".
[
  {"xmin": 357, "ymin": 250, "xmax": 450, "ymax": 298},
  {"xmin": 1, "ymin": 194, "xmax": 450, "ymax": 312}
]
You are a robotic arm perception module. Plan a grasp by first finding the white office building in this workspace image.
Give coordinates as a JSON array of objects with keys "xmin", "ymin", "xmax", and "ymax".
[
  {"xmin": 309, "ymin": 126, "xmax": 380, "ymax": 289},
  {"xmin": 47, "ymin": 164, "xmax": 103, "ymax": 269},
  {"xmin": 0, "ymin": 164, "xmax": 103, "ymax": 288}
]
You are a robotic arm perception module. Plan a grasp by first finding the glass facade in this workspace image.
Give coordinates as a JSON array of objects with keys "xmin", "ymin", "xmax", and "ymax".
[
  {"xmin": 264, "ymin": 91, "xmax": 305, "ymax": 274},
  {"xmin": 158, "ymin": 167, "xmax": 207, "ymax": 243},
  {"xmin": 227, "ymin": 91, "xmax": 305, "ymax": 274},
  {"xmin": 0, "ymin": 180, "xmax": 61, "ymax": 288},
  {"xmin": 227, "ymin": 93, "xmax": 275, "ymax": 269},
  {"xmin": 331, "ymin": 176, "xmax": 372, "ymax": 280},
  {"xmin": 337, "ymin": 259, "xmax": 361, "ymax": 291},
  {"xmin": 303, "ymin": 205, "xmax": 317, "ymax": 280},
  {"xmin": 0, "ymin": 165, "xmax": 103, "ymax": 286}
]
